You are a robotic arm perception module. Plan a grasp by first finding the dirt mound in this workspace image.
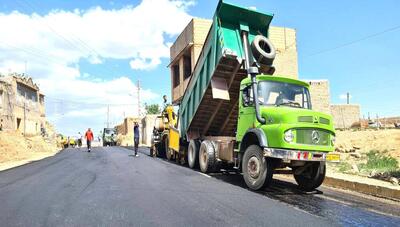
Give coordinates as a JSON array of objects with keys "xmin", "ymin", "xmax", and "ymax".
[
  {"xmin": 335, "ymin": 129, "xmax": 400, "ymax": 159},
  {"xmin": 330, "ymin": 129, "xmax": 400, "ymax": 185},
  {"xmin": 0, "ymin": 131, "xmax": 58, "ymax": 164}
]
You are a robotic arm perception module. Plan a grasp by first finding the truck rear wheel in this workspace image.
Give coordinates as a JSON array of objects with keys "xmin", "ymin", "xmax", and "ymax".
[
  {"xmin": 294, "ymin": 162, "xmax": 326, "ymax": 192},
  {"xmin": 165, "ymin": 137, "xmax": 174, "ymax": 161},
  {"xmin": 188, "ymin": 140, "xmax": 200, "ymax": 169},
  {"xmin": 242, "ymin": 145, "xmax": 273, "ymax": 190},
  {"xmin": 199, "ymin": 140, "xmax": 217, "ymax": 173}
]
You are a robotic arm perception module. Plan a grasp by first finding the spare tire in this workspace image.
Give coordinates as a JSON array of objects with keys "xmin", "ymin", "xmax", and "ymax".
[{"xmin": 251, "ymin": 35, "xmax": 276, "ymax": 66}]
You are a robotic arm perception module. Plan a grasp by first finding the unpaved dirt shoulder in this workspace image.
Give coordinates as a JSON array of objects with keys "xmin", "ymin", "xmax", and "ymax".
[{"xmin": 0, "ymin": 131, "xmax": 60, "ymax": 171}]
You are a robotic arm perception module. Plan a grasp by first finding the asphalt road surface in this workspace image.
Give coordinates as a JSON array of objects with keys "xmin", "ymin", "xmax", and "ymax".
[{"xmin": 0, "ymin": 147, "xmax": 399, "ymax": 227}]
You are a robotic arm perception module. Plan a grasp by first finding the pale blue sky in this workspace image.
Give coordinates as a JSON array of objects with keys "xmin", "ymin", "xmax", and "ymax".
[{"xmin": 0, "ymin": 0, "xmax": 399, "ymax": 135}]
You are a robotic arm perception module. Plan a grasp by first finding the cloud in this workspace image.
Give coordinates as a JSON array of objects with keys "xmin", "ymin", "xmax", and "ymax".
[{"xmin": 0, "ymin": 0, "xmax": 194, "ymax": 134}]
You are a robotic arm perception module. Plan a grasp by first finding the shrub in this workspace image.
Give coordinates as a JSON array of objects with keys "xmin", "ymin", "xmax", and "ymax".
[{"xmin": 359, "ymin": 150, "xmax": 399, "ymax": 173}]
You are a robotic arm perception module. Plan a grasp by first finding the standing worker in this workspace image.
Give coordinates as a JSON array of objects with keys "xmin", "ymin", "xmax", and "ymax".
[
  {"xmin": 77, "ymin": 132, "xmax": 82, "ymax": 148},
  {"xmin": 134, "ymin": 122, "xmax": 140, "ymax": 157},
  {"xmin": 85, "ymin": 128, "xmax": 94, "ymax": 152}
]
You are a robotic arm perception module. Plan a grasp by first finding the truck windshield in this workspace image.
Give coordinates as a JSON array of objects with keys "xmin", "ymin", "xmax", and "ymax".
[
  {"xmin": 257, "ymin": 81, "xmax": 311, "ymax": 109},
  {"xmin": 105, "ymin": 129, "xmax": 115, "ymax": 135}
]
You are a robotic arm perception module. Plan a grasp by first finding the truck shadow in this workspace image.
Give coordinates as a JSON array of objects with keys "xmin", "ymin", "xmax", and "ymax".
[
  {"xmin": 209, "ymin": 171, "xmax": 338, "ymax": 219},
  {"xmin": 208, "ymin": 171, "xmax": 323, "ymax": 197}
]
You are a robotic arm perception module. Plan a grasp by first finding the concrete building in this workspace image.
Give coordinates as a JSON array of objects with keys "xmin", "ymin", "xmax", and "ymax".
[
  {"xmin": 305, "ymin": 80, "xmax": 361, "ymax": 129},
  {"xmin": 330, "ymin": 104, "xmax": 361, "ymax": 129},
  {"xmin": 169, "ymin": 18, "xmax": 299, "ymax": 104},
  {"xmin": 0, "ymin": 73, "xmax": 46, "ymax": 135},
  {"xmin": 307, "ymin": 80, "xmax": 331, "ymax": 114},
  {"xmin": 115, "ymin": 115, "xmax": 157, "ymax": 146}
]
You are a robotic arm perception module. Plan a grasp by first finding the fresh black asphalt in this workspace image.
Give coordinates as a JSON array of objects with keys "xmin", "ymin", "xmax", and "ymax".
[{"xmin": 0, "ymin": 146, "xmax": 398, "ymax": 226}]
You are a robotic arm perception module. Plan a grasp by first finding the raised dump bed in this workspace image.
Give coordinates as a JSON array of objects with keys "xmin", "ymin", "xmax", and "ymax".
[{"xmin": 179, "ymin": 0, "xmax": 274, "ymax": 139}]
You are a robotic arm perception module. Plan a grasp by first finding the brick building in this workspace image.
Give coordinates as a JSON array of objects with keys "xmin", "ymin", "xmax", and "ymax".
[
  {"xmin": 169, "ymin": 18, "xmax": 299, "ymax": 104},
  {"xmin": 306, "ymin": 80, "xmax": 361, "ymax": 129},
  {"xmin": 0, "ymin": 73, "xmax": 46, "ymax": 135}
]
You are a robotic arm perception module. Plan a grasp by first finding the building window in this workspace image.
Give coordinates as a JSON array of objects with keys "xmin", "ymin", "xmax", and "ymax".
[
  {"xmin": 39, "ymin": 95, "xmax": 44, "ymax": 104},
  {"xmin": 172, "ymin": 64, "xmax": 180, "ymax": 88},
  {"xmin": 183, "ymin": 55, "xmax": 192, "ymax": 80},
  {"xmin": 17, "ymin": 83, "xmax": 37, "ymax": 102}
]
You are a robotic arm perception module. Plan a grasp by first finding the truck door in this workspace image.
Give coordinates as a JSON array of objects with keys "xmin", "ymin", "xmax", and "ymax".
[{"xmin": 236, "ymin": 85, "xmax": 256, "ymax": 141}]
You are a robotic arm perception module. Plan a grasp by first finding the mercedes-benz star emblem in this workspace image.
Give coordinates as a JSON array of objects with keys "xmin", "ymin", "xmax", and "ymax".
[{"xmin": 311, "ymin": 130, "xmax": 320, "ymax": 144}]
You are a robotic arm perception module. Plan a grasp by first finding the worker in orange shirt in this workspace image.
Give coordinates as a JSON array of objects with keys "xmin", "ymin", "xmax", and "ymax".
[{"xmin": 84, "ymin": 128, "xmax": 94, "ymax": 152}]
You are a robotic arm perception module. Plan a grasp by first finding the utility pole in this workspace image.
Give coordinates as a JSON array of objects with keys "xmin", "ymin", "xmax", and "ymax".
[
  {"xmin": 107, "ymin": 105, "xmax": 110, "ymax": 128},
  {"xmin": 346, "ymin": 92, "xmax": 350, "ymax": 104},
  {"xmin": 137, "ymin": 79, "xmax": 141, "ymax": 117}
]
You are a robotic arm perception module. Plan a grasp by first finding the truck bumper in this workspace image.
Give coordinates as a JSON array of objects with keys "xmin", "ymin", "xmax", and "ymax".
[{"xmin": 263, "ymin": 148, "xmax": 340, "ymax": 162}]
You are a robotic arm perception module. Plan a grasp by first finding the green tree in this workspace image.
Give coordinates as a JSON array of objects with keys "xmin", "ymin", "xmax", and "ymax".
[{"xmin": 145, "ymin": 103, "xmax": 161, "ymax": 114}]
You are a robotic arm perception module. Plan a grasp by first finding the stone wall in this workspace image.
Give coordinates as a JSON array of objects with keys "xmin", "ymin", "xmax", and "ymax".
[
  {"xmin": 306, "ymin": 80, "xmax": 330, "ymax": 114},
  {"xmin": 269, "ymin": 26, "xmax": 298, "ymax": 79},
  {"xmin": 169, "ymin": 19, "xmax": 300, "ymax": 104},
  {"xmin": 115, "ymin": 115, "xmax": 157, "ymax": 146},
  {"xmin": 330, "ymin": 104, "xmax": 361, "ymax": 129},
  {"xmin": 141, "ymin": 115, "xmax": 157, "ymax": 146}
]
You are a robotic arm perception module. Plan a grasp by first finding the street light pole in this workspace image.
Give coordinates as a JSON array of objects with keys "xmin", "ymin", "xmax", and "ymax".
[
  {"xmin": 137, "ymin": 80, "xmax": 141, "ymax": 117},
  {"xmin": 107, "ymin": 105, "xmax": 110, "ymax": 128}
]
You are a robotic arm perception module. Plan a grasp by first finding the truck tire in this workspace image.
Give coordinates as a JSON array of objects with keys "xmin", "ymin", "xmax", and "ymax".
[
  {"xmin": 188, "ymin": 140, "xmax": 200, "ymax": 169},
  {"xmin": 156, "ymin": 142, "xmax": 165, "ymax": 158},
  {"xmin": 165, "ymin": 137, "xmax": 174, "ymax": 161},
  {"xmin": 251, "ymin": 35, "xmax": 276, "ymax": 66},
  {"xmin": 294, "ymin": 162, "xmax": 326, "ymax": 192},
  {"xmin": 242, "ymin": 145, "xmax": 273, "ymax": 190},
  {"xmin": 150, "ymin": 147, "xmax": 154, "ymax": 157},
  {"xmin": 199, "ymin": 140, "xmax": 217, "ymax": 173}
]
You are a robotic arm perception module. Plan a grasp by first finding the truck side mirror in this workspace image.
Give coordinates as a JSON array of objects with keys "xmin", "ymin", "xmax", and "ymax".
[{"xmin": 242, "ymin": 86, "xmax": 253, "ymax": 107}]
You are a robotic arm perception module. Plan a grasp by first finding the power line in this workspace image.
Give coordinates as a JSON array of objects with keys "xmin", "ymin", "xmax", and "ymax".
[
  {"xmin": 278, "ymin": 24, "xmax": 400, "ymax": 66},
  {"xmin": 45, "ymin": 95, "xmax": 140, "ymax": 106},
  {"xmin": 15, "ymin": 0, "xmax": 117, "ymax": 76},
  {"xmin": 306, "ymin": 24, "xmax": 400, "ymax": 58}
]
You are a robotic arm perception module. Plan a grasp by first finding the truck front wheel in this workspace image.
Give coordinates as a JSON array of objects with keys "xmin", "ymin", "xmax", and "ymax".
[
  {"xmin": 242, "ymin": 145, "xmax": 273, "ymax": 190},
  {"xmin": 293, "ymin": 162, "xmax": 326, "ymax": 192},
  {"xmin": 188, "ymin": 140, "xmax": 200, "ymax": 169},
  {"xmin": 199, "ymin": 140, "xmax": 217, "ymax": 173}
]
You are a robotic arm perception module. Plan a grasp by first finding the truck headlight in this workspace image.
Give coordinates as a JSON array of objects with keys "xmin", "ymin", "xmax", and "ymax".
[
  {"xmin": 331, "ymin": 135, "xmax": 336, "ymax": 146},
  {"xmin": 284, "ymin": 130, "xmax": 294, "ymax": 143}
]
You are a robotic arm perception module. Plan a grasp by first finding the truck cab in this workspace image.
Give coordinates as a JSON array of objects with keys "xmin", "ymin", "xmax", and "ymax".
[
  {"xmin": 103, "ymin": 128, "xmax": 117, "ymax": 147},
  {"xmin": 237, "ymin": 75, "xmax": 337, "ymax": 190}
]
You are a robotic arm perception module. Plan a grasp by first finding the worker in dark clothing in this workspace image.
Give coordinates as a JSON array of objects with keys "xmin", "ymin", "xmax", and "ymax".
[{"xmin": 134, "ymin": 122, "xmax": 140, "ymax": 157}]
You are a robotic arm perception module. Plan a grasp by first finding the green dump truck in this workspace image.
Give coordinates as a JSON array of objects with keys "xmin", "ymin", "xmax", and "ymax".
[
  {"xmin": 161, "ymin": 0, "xmax": 339, "ymax": 191},
  {"xmin": 103, "ymin": 128, "xmax": 117, "ymax": 146}
]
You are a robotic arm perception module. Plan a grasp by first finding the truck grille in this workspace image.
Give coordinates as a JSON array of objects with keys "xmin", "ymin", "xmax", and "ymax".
[
  {"xmin": 296, "ymin": 129, "xmax": 330, "ymax": 146},
  {"xmin": 319, "ymin": 117, "xmax": 330, "ymax": 125},
  {"xmin": 298, "ymin": 116, "xmax": 313, "ymax": 123}
]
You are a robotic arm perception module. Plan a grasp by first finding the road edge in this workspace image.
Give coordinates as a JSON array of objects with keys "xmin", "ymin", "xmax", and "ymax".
[
  {"xmin": 323, "ymin": 176, "xmax": 400, "ymax": 201},
  {"xmin": 0, "ymin": 149, "xmax": 62, "ymax": 172}
]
